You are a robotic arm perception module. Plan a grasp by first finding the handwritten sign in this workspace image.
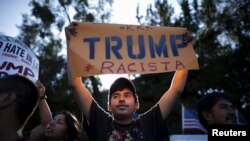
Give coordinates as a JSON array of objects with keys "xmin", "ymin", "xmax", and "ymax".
[
  {"xmin": 0, "ymin": 35, "xmax": 39, "ymax": 82},
  {"xmin": 67, "ymin": 22, "xmax": 199, "ymax": 77}
]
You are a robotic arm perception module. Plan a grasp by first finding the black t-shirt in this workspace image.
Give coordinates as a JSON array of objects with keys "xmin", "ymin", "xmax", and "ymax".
[
  {"xmin": 13, "ymin": 137, "xmax": 29, "ymax": 141},
  {"xmin": 85, "ymin": 101, "xmax": 169, "ymax": 141}
]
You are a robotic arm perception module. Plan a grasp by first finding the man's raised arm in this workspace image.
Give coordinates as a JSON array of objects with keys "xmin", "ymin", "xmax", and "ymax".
[
  {"xmin": 65, "ymin": 23, "xmax": 93, "ymax": 120},
  {"xmin": 71, "ymin": 77, "xmax": 93, "ymax": 120},
  {"xmin": 159, "ymin": 69, "xmax": 188, "ymax": 120}
]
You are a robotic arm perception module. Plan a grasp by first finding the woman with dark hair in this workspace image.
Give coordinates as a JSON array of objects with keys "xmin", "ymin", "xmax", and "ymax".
[
  {"xmin": 44, "ymin": 110, "xmax": 82, "ymax": 141},
  {"xmin": 29, "ymin": 81, "xmax": 82, "ymax": 141}
]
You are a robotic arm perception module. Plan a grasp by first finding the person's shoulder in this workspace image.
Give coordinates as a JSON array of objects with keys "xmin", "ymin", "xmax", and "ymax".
[{"xmin": 140, "ymin": 104, "xmax": 161, "ymax": 118}]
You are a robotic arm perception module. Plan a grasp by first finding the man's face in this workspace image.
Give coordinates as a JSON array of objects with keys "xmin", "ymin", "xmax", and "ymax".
[
  {"xmin": 108, "ymin": 88, "xmax": 139, "ymax": 120},
  {"xmin": 0, "ymin": 92, "xmax": 15, "ymax": 130},
  {"xmin": 0, "ymin": 92, "xmax": 5, "ymax": 132},
  {"xmin": 207, "ymin": 98, "xmax": 237, "ymax": 125}
]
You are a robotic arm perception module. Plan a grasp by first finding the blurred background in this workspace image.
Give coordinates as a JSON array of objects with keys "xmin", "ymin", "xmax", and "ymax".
[{"xmin": 1, "ymin": 0, "xmax": 249, "ymax": 139}]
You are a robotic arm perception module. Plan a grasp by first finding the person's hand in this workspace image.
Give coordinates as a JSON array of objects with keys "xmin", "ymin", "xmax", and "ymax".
[
  {"xmin": 183, "ymin": 31, "xmax": 195, "ymax": 45},
  {"xmin": 65, "ymin": 22, "xmax": 78, "ymax": 41},
  {"xmin": 36, "ymin": 80, "xmax": 46, "ymax": 99}
]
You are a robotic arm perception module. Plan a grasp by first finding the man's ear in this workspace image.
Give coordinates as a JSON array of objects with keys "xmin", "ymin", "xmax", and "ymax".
[
  {"xmin": 135, "ymin": 102, "xmax": 140, "ymax": 110},
  {"xmin": 202, "ymin": 111, "xmax": 212, "ymax": 122},
  {"xmin": 107, "ymin": 103, "xmax": 111, "ymax": 112},
  {"xmin": 0, "ymin": 92, "xmax": 16, "ymax": 108}
]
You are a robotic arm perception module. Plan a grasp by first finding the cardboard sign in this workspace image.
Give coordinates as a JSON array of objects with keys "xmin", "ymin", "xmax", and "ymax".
[
  {"xmin": 67, "ymin": 22, "xmax": 199, "ymax": 77},
  {"xmin": 0, "ymin": 35, "xmax": 39, "ymax": 82}
]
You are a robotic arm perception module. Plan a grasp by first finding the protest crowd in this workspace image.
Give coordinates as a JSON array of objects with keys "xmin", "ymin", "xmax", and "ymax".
[{"xmin": 1, "ymin": 22, "xmax": 248, "ymax": 141}]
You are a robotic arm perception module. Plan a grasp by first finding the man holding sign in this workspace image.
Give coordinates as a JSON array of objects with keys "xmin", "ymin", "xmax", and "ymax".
[{"xmin": 66, "ymin": 22, "xmax": 197, "ymax": 141}]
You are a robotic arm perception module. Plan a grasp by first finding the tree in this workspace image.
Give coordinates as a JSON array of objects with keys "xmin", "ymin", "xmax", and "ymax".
[
  {"xmin": 135, "ymin": 0, "xmax": 250, "ymax": 134},
  {"xmin": 16, "ymin": 0, "xmax": 250, "ymax": 136},
  {"xmin": 17, "ymin": 0, "xmax": 113, "ymax": 138}
]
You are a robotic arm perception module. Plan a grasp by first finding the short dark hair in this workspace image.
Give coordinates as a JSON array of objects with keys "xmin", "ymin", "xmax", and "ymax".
[
  {"xmin": 197, "ymin": 92, "xmax": 233, "ymax": 128},
  {"xmin": 108, "ymin": 77, "xmax": 138, "ymax": 104},
  {"xmin": 0, "ymin": 75, "xmax": 39, "ymax": 129}
]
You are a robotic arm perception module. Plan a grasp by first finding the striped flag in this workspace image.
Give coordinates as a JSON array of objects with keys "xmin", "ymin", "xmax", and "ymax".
[
  {"xmin": 236, "ymin": 109, "xmax": 248, "ymax": 125},
  {"xmin": 182, "ymin": 105, "xmax": 207, "ymax": 133}
]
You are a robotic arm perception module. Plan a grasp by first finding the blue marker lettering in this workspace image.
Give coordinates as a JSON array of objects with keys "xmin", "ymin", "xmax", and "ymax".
[
  {"xmin": 83, "ymin": 37, "xmax": 100, "ymax": 59},
  {"xmin": 127, "ymin": 35, "xmax": 146, "ymax": 59},
  {"xmin": 149, "ymin": 35, "xmax": 168, "ymax": 58},
  {"xmin": 105, "ymin": 36, "xmax": 122, "ymax": 59},
  {"xmin": 170, "ymin": 35, "xmax": 186, "ymax": 56}
]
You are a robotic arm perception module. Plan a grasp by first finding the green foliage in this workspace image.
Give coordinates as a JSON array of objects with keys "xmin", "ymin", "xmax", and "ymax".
[
  {"xmin": 17, "ymin": 0, "xmax": 249, "ymax": 137},
  {"xmin": 17, "ymin": 0, "xmax": 112, "ymax": 139},
  {"xmin": 135, "ymin": 0, "xmax": 250, "ymax": 134}
]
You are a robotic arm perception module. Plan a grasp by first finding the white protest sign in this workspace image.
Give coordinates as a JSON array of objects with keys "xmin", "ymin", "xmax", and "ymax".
[{"xmin": 0, "ymin": 35, "xmax": 39, "ymax": 82}]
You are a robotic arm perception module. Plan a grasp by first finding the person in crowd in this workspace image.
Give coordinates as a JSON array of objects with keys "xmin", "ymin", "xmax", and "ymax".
[
  {"xmin": 0, "ymin": 75, "xmax": 39, "ymax": 141},
  {"xmin": 197, "ymin": 91, "xmax": 238, "ymax": 129},
  {"xmin": 29, "ymin": 81, "xmax": 82, "ymax": 141},
  {"xmin": 66, "ymin": 23, "xmax": 191, "ymax": 141}
]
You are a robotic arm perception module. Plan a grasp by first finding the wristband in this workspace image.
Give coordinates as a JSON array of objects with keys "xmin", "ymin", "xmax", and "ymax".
[{"xmin": 40, "ymin": 95, "xmax": 47, "ymax": 100}]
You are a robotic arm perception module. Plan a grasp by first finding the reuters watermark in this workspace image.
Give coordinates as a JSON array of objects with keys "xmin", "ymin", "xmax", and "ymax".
[{"xmin": 208, "ymin": 125, "xmax": 249, "ymax": 141}]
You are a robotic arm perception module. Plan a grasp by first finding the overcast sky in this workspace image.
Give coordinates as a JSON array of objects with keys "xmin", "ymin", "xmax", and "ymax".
[{"xmin": 0, "ymin": 0, "xmax": 181, "ymax": 89}]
